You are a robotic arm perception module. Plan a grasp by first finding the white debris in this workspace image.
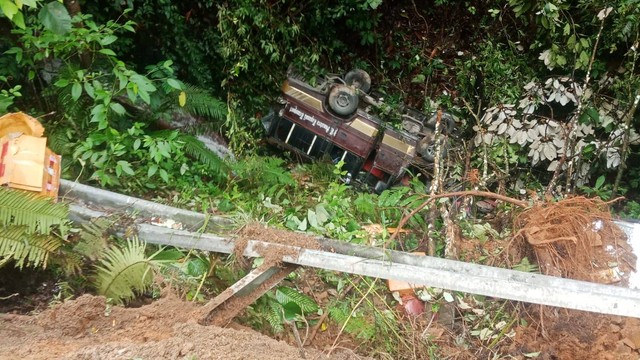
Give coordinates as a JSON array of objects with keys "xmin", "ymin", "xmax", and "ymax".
[
  {"xmin": 593, "ymin": 219, "xmax": 603, "ymax": 231},
  {"xmin": 615, "ymin": 220, "xmax": 640, "ymax": 289},
  {"xmin": 150, "ymin": 217, "xmax": 183, "ymax": 230}
]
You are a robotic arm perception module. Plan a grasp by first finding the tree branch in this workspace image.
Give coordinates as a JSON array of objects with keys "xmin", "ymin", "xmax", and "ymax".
[{"xmin": 385, "ymin": 190, "xmax": 529, "ymax": 248}]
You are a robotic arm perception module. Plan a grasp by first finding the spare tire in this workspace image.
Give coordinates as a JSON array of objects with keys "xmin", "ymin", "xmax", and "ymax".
[
  {"xmin": 345, "ymin": 69, "xmax": 372, "ymax": 94},
  {"xmin": 328, "ymin": 84, "xmax": 359, "ymax": 117}
]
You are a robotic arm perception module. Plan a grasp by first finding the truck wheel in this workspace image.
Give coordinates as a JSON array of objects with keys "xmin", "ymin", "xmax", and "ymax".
[
  {"xmin": 374, "ymin": 180, "xmax": 388, "ymax": 193},
  {"xmin": 345, "ymin": 69, "xmax": 371, "ymax": 94},
  {"xmin": 417, "ymin": 128, "xmax": 448, "ymax": 163},
  {"xmin": 426, "ymin": 112, "xmax": 456, "ymax": 134},
  {"xmin": 328, "ymin": 84, "xmax": 359, "ymax": 117}
]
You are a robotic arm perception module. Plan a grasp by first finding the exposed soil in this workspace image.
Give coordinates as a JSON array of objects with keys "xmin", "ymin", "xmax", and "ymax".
[
  {"xmin": 0, "ymin": 293, "xmax": 360, "ymax": 360},
  {"xmin": 3, "ymin": 291, "xmax": 640, "ymax": 359},
  {"xmin": 509, "ymin": 306, "xmax": 640, "ymax": 360},
  {"xmin": 236, "ymin": 222, "xmax": 322, "ymax": 251}
]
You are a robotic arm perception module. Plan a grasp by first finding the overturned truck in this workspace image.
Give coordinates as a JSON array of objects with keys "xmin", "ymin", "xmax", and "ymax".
[{"xmin": 262, "ymin": 69, "xmax": 455, "ymax": 192}]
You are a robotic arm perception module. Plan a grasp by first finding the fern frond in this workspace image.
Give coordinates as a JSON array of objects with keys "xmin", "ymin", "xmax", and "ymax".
[
  {"xmin": 328, "ymin": 303, "xmax": 376, "ymax": 340},
  {"xmin": 94, "ymin": 238, "xmax": 157, "ymax": 304},
  {"xmin": 46, "ymin": 125, "xmax": 73, "ymax": 155},
  {"xmin": 151, "ymin": 131, "xmax": 230, "ymax": 181},
  {"xmin": 275, "ymin": 286, "xmax": 319, "ymax": 313},
  {"xmin": 178, "ymin": 134, "xmax": 229, "ymax": 177},
  {"xmin": 231, "ymin": 156, "xmax": 296, "ymax": 188},
  {"xmin": 46, "ymin": 67, "xmax": 93, "ymax": 128},
  {"xmin": 266, "ymin": 300, "xmax": 285, "ymax": 333},
  {"xmin": 0, "ymin": 188, "xmax": 69, "ymax": 236},
  {"xmin": 180, "ymin": 84, "xmax": 227, "ymax": 122},
  {"xmin": 73, "ymin": 218, "xmax": 111, "ymax": 260},
  {"xmin": 0, "ymin": 225, "xmax": 64, "ymax": 269},
  {"xmin": 50, "ymin": 250, "xmax": 84, "ymax": 276}
]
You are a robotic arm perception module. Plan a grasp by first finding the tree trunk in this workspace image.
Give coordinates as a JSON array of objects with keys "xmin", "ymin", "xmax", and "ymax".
[{"xmin": 63, "ymin": 0, "xmax": 82, "ymax": 18}]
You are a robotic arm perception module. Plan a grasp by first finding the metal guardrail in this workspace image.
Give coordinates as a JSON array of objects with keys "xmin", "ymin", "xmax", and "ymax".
[{"xmin": 62, "ymin": 180, "xmax": 640, "ymax": 318}]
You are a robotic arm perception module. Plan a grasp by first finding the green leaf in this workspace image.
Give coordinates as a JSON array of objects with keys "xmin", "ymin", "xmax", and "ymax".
[
  {"xmin": 281, "ymin": 302, "xmax": 303, "ymax": 320},
  {"xmin": 367, "ymin": 0, "xmax": 382, "ymax": 9},
  {"xmin": 307, "ymin": 209, "xmax": 318, "ymax": 228},
  {"xmin": 54, "ymin": 78, "xmax": 69, "ymax": 87},
  {"xmin": 159, "ymin": 168, "xmax": 169, "ymax": 182},
  {"xmin": 89, "ymin": 105, "xmax": 108, "ymax": 130},
  {"xmin": 126, "ymin": 86, "xmax": 137, "ymax": 103},
  {"xmin": 71, "ymin": 82, "xmax": 82, "ymax": 101},
  {"xmin": 556, "ymin": 55, "xmax": 566, "ymax": 66},
  {"xmin": 0, "ymin": 0, "xmax": 19, "ymax": 20},
  {"xmin": 412, "ymin": 74, "xmax": 426, "ymax": 83},
  {"xmin": 185, "ymin": 258, "xmax": 208, "ymax": 277},
  {"xmin": 579, "ymin": 107, "xmax": 599, "ymax": 124},
  {"xmin": 117, "ymin": 160, "xmax": 135, "ymax": 176},
  {"xmin": 11, "ymin": 10, "xmax": 24, "ymax": 28},
  {"xmin": 99, "ymin": 35, "xmax": 118, "ymax": 46},
  {"xmin": 98, "ymin": 48, "xmax": 117, "ymax": 56},
  {"xmin": 315, "ymin": 204, "xmax": 329, "ymax": 224},
  {"xmin": 151, "ymin": 248, "xmax": 184, "ymax": 261},
  {"xmin": 167, "ymin": 78, "xmax": 182, "ymax": 90},
  {"xmin": 297, "ymin": 217, "xmax": 307, "ymax": 231},
  {"xmin": 38, "ymin": 1, "xmax": 72, "ymax": 35},
  {"xmin": 276, "ymin": 286, "xmax": 319, "ymax": 313},
  {"xmin": 109, "ymin": 102, "xmax": 126, "ymax": 115},
  {"xmin": 595, "ymin": 175, "xmax": 605, "ymax": 190},
  {"xmin": 83, "ymin": 81, "xmax": 95, "ymax": 99},
  {"xmin": 133, "ymin": 138, "xmax": 141, "ymax": 151},
  {"xmin": 579, "ymin": 51, "xmax": 589, "ymax": 64},
  {"xmin": 138, "ymin": 89, "xmax": 150, "ymax": 104},
  {"xmin": 147, "ymin": 164, "xmax": 158, "ymax": 178}
]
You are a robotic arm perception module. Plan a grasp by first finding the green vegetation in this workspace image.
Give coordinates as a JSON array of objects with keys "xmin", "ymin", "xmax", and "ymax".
[{"xmin": 1, "ymin": 0, "xmax": 639, "ymax": 358}]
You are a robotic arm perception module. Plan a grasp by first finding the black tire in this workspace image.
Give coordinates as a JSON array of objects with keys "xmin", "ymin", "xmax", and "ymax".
[
  {"xmin": 425, "ymin": 112, "xmax": 456, "ymax": 134},
  {"xmin": 328, "ymin": 84, "xmax": 359, "ymax": 117},
  {"xmin": 374, "ymin": 180, "xmax": 388, "ymax": 194},
  {"xmin": 345, "ymin": 69, "xmax": 372, "ymax": 94},
  {"xmin": 417, "ymin": 127, "xmax": 448, "ymax": 163}
]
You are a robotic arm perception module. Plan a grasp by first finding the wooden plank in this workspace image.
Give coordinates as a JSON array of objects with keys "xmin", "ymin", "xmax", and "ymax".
[{"xmin": 200, "ymin": 264, "xmax": 298, "ymax": 327}]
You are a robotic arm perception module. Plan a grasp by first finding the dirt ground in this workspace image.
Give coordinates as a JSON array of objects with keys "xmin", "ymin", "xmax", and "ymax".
[
  {"xmin": 0, "ymin": 293, "xmax": 361, "ymax": 360},
  {"xmin": 505, "ymin": 307, "xmax": 640, "ymax": 360},
  {"xmin": 2, "ymin": 292, "xmax": 640, "ymax": 360}
]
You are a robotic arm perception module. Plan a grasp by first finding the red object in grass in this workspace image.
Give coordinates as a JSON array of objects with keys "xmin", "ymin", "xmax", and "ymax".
[{"xmin": 400, "ymin": 294, "xmax": 425, "ymax": 316}]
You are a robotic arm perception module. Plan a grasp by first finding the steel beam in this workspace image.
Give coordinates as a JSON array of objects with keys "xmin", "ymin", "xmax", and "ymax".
[
  {"xmin": 60, "ymin": 179, "xmax": 232, "ymax": 231},
  {"xmin": 67, "ymin": 188, "xmax": 640, "ymax": 319}
]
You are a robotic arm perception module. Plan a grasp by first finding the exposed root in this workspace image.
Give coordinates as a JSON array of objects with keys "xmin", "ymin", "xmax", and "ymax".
[{"xmin": 514, "ymin": 196, "xmax": 632, "ymax": 283}]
